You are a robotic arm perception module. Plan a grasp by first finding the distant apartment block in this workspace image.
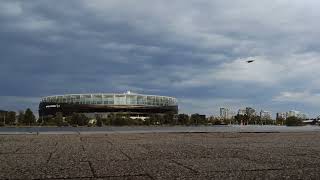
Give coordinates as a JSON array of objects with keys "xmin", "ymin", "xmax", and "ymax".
[
  {"xmin": 276, "ymin": 112, "xmax": 286, "ymax": 120},
  {"xmin": 229, "ymin": 111, "xmax": 236, "ymax": 118},
  {"xmin": 297, "ymin": 113, "xmax": 307, "ymax": 119},
  {"xmin": 286, "ymin": 110, "xmax": 300, "ymax": 118},
  {"xmin": 238, "ymin": 108, "xmax": 246, "ymax": 115},
  {"xmin": 280, "ymin": 110, "xmax": 308, "ymax": 119},
  {"xmin": 220, "ymin": 107, "xmax": 229, "ymax": 119},
  {"xmin": 245, "ymin": 107, "xmax": 256, "ymax": 116},
  {"xmin": 260, "ymin": 110, "xmax": 272, "ymax": 120}
]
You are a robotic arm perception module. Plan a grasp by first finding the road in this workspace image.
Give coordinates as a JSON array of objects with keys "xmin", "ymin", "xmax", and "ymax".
[
  {"xmin": 1, "ymin": 130, "xmax": 320, "ymax": 179},
  {"xmin": 1, "ymin": 125, "xmax": 320, "ymax": 134}
]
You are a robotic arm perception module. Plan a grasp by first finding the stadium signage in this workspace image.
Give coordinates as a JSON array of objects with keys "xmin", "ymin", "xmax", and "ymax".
[{"xmin": 46, "ymin": 105, "xmax": 60, "ymax": 108}]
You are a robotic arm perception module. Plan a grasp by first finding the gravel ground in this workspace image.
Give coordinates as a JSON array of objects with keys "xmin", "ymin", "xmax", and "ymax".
[{"xmin": 1, "ymin": 132, "xmax": 320, "ymax": 179}]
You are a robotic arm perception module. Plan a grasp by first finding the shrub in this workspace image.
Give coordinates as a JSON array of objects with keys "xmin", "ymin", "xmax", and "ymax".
[
  {"xmin": 213, "ymin": 119, "xmax": 222, "ymax": 125},
  {"xmin": 286, "ymin": 116, "xmax": 303, "ymax": 126},
  {"xmin": 96, "ymin": 118, "xmax": 103, "ymax": 127}
]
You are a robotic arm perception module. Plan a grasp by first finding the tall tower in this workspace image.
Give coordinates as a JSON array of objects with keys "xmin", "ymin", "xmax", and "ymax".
[{"xmin": 220, "ymin": 107, "xmax": 229, "ymax": 119}]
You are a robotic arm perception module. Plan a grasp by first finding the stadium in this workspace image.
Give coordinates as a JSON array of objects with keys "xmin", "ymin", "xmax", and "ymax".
[{"xmin": 39, "ymin": 91, "xmax": 178, "ymax": 118}]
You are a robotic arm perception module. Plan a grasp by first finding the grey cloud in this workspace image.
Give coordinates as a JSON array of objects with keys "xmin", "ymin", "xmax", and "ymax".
[{"xmin": 1, "ymin": 0, "xmax": 320, "ymax": 116}]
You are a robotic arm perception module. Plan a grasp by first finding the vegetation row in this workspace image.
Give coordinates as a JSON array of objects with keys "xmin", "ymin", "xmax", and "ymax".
[{"xmin": 0, "ymin": 108, "xmax": 305, "ymax": 127}]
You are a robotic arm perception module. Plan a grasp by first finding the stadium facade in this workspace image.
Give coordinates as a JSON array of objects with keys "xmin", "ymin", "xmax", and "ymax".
[{"xmin": 39, "ymin": 91, "xmax": 178, "ymax": 118}]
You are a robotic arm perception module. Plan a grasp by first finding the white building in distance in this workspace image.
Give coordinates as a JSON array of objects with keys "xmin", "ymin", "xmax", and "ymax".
[
  {"xmin": 220, "ymin": 108, "xmax": 229, "ymax": 119},
  {"xmin": 276, "ymin": 112, "xmax": 286, "ymax": 120},
  {"xmin": 260, "ymin": 110, "xmax": 272, "ymax": 120},
  {"xmin": 238, "ymin": 108, "xmax": 246, "ymax": 115}
]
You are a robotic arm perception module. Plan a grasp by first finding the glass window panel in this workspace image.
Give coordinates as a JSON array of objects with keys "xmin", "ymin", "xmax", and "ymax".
[
  {"xmin": 73, "ymin": 95, "xmax": 80, "ymax": 104},
  {"xmin": 147, "ymin": 96, "xmax": 155, "ymax": 105},
  {"xmin": 57, "ymin": 96, "xmax": 62, "ymax": 103},
  {"xmin": 164, "ymin": 98, "xmax": 169, "ymax": 106},
  {"xmin": 155, "ymin": 97, "xmax": 160, "ymax": 105},
  {"xmin": 144, "ymin": 96, "xmax": 148, "ymax": 105},
  {"xmin": 137, "ymin": 96, "xmax": 144, "ymax": 105},
  {"xmin": 84, "ymin": 95, "xmax": 92, "ymax": 104},
  {"xmin": 104, "ymin": 95, "xmax": 114, "ymax": 104},
  {"xmin": 115, "ymin": 95, "xmax": 126, "ymax": 105},
  {"xmin": 126, "ymin": 95, "xmax": 137, "ymax": 105}
]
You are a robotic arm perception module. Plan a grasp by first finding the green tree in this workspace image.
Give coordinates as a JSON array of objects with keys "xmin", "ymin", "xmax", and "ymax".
[
  {"xmin": 67, "ymin": 113, "xmax": 89, "ymax": 126},
  {"xmin": 276, "ymin": 117, "xmax": 285, "ymax": 125},
  {"xmin": 111, "ymin": 113, "xmax": 127, "ymax": 126},
  {"xmin": 163, "ymin": 113, "xmax": 175, "ymax": 125},
  {"xmin": 147, "ymin": 114, "xmax": 160, "ymax": 125},
  {"xmin": 286, "ymin": 116, "xmax": 303, "ymax": 126},
  {"xmin": 222, "ymin": 118, "xmax": 232, "ymax": 125},
  {"xmin": 0, "ymin": 111, "xmax": 5, "ymax": 126},
  {"xmin": 6, "ymin": 111, "xmax": 16, "ymax": 125},
  {"xmin": 250, "ymin": 115, "xmax": 260, "ymax": 125},
  {"xmin": 265, "ymin": 119, "xmax": 275, "ymax": 125},
  {"xmin": 107, "ymin": 113, "xmax": 115, "ymax": 125},
  {"xmin": 40, "ymin": 116, "xmax": 55, "ymax": 126},
  {"xmin": 143, "ymin": 117, "xmax": 151, "ymax": 126},
  {"xmin": 55, "ymin": 112, "xmax": 64, "ymax": 126},
  {"xmin": 17, "ymin": 110, "xmax": 25, "ymax": 125},
  {"xmin": 177, "ymin": 114, "xmax": 189, "ymax": 125},
  {"xmin": 24, "ymin": 108, "xmax": 36, "ymax": 126},
  {"xmin": 101, "ymin": 117, "xmax": 110, "ymax": 126},
  {"xmin": 234, "ymin": 114, "xmax": 245, "ymax": 125},
  {"xmin": 243, "ymin": 114, "xmax": 250, "ymax": 125},
  {"xmin": 74, "ymin": 114, "xmax": 89, "ymax": 126},
  {"xmin": 145, "ymin": 114, "xmax": 161, "ymax": 125},
  {"xmin": 0, "ymin": 111, "xmax": 7, "ymax": 126},
  {"xmin": 190, "ymin": 114, "xmax": 206, "ymax": 125},
  {"xmin": 157, "ymin": 115, "xmax": 164, "ymax": 125},
  {"xmin": 212, "ymin": 118, "xmax": 223, "ymax": 125},
  {"xmin": 68, "ymin": 113, "xmax": 79, "ymax": 126},
  {"xmin": 96, "ymin": 118, "xmax": 103, "ymax": 127},
  {"xmin": 65, "ymin": 116, "xmax": 73, "ymax": 126},
  {"xmin": 77, "ymin": 114, "xmax": 86, "ymax": 126},
  {"xmin": 95, "ymin": 114, "xmax": 103, "ymax": 127}
]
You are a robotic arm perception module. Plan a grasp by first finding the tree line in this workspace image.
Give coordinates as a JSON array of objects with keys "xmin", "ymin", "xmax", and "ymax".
[
  {"xmin": 39, "ymin": 113, "xmax": 208, "ymax": 127},
  {"xmin": 0, "ymin": 109, "xmax": 207, "ymax": 127},
  {"xmin": 0, "ymin": 108, "xmax": 36, "ymax": 126},
  {"xmin": 0, "ymin": 108, "xmax": 304, "ymax": 127},
  {"xmin": 232, "ymin": 114, "xmax": 303, "ymax": 126}
]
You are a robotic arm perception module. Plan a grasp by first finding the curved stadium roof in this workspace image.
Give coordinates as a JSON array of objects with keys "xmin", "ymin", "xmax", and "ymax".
[{"xmin": 40, "ymin": 92, "xmax": 178, "ymax": 107}]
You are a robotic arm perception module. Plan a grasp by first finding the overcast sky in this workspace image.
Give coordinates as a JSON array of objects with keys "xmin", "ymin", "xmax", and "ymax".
[{"xmin": 1, "ymin": 0, "xmax": 320, "ymax": 117}]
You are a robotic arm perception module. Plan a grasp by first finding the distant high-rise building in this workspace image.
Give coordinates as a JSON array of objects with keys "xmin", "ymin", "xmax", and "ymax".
[
  {"xmin": 245, "ymin": 107, "xmax": 256, "ymax": 116},
  {"xmin": 238, "ymin": 108, "xmax": 246, "ymax": 115},
  {"xmin": 276, "ymin": 112, "xmax": 286, "ymax": 120},
  {"xmin": 260, "ymin": 110, "xmax": 272, "ymax": 120},
  {"xmin": 297, "ymin": 113, "xmax": 307, "ymax": 119},
  {"xmin": 285, "ymin": 110, "xmax": 307, "ymax": 119},
  {"xmin": 286, "ymin": 110, "xmax": 300, "ymax": 118},
  {"xmin": 229, "ymin": 111, "xmax": 236, "ymax": 118},
  {"xmin": 220, "ymin": 108, "xmax": 229, "ymax": 119}
]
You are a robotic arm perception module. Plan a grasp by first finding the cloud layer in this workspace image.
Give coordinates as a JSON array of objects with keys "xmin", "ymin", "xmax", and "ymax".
[{"xmin": 1, "ymin": 0, "xmax": 320, "ymax": 117}]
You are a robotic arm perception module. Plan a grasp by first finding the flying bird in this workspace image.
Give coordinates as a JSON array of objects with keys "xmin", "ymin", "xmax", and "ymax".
[{"xmin": 246, "ymin": 60, "xmax": 255, "ymax": 63}]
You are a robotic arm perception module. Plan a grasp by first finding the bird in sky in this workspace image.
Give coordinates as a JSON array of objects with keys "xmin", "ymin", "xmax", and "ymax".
[{"xmin": 246, "ymin": 60, "xmax": 255, "ymax": 63}]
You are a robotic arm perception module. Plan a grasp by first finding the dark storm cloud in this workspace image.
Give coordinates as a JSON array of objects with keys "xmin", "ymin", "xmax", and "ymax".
[{"xmin": 1, "ymin": 0, "xmax": 320, "ymax": 116}]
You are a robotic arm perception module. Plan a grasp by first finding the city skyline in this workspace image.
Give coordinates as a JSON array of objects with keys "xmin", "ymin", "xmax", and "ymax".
[
  {"xmin": 218, "ymin": 106, "xmax": 309, "ymax": 119},
  {"xmin": 1, "ymin": 1, "xmax": 320, "ymax": 116}
]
